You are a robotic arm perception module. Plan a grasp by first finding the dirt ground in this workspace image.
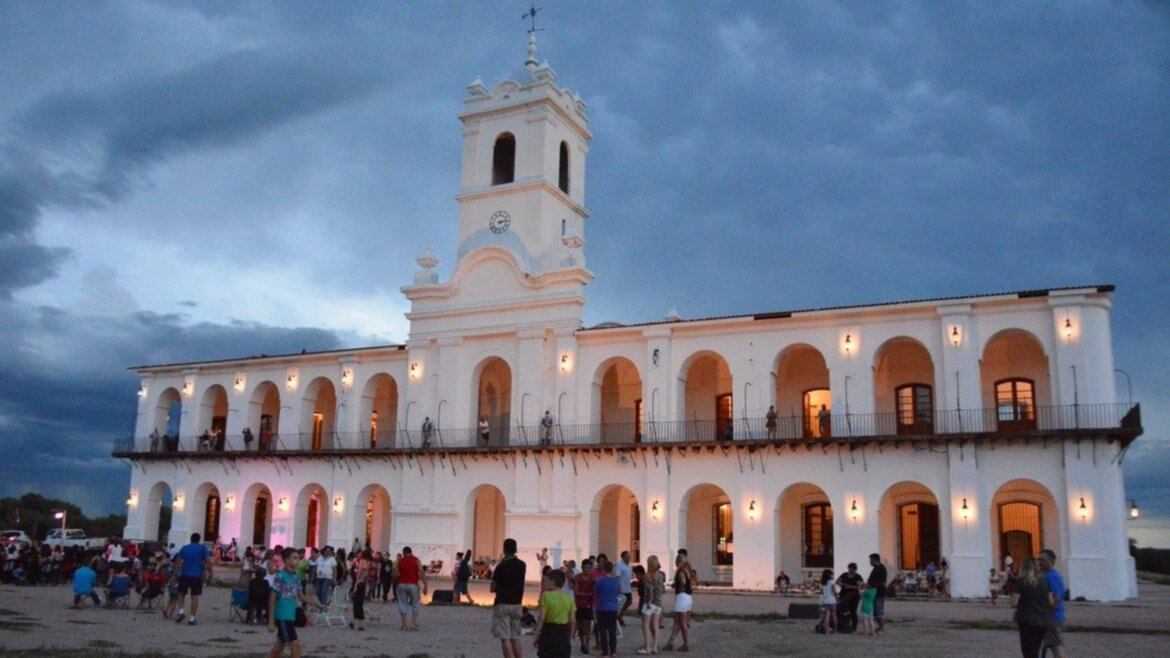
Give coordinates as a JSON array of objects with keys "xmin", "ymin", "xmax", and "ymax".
[{"xmin": 2, "ymin": 577, "xmax": 1168, "ymax": 657}]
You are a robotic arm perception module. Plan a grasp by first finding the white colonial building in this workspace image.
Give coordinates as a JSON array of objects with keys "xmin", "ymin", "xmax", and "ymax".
[{"xmin": 119, "ymin": 36, "xmax": 1141, "ymax": 601}]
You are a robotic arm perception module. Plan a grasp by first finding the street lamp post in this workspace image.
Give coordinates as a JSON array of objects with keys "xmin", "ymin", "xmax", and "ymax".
[{"xmin": 53, "ymin": 509, "xmax": 66, "ymax": 542}]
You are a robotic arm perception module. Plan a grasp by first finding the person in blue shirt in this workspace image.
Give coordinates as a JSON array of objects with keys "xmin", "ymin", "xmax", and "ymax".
[
  {"xmin": 173, "ymin": 532, "xmax": 213, "ymax": 625},
  {"xmin": 1038, "ymin": 548, "xmax": 1068, "ymax": 658},
  {"xmin": 594, "ymin": 561, "xmax": 621, "ymax": 657},
  {"xmin": 71, "ymin": 558, "xmax": 101, "ymax": 608}
]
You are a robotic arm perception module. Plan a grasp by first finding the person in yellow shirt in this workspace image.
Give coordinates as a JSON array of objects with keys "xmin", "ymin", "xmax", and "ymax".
[{"xmin": 533, "ymin": 569, "xmax": 576, "ymax": 658}]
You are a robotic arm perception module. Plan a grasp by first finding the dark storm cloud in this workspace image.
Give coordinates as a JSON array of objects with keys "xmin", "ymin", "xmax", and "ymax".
[{"xmin": 0, "ymin": 1, "xmax": 1166, "ymax": 519}]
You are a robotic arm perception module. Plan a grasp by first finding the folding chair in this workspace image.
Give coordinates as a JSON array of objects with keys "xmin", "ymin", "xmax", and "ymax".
[
  {"xmin": 228, "ymin": 587, "xmax": 249, "ymax": 623},
  {"xmin": 105, "ymin": 578, "xmax": 131, "ymax": 609},
  {"xmin": 312, "ymin": 584, "xmax": 349, "ymax": 627},
  {"xmin": 138, "ymin": 584, "xmax": 163, "ymax": 610}
]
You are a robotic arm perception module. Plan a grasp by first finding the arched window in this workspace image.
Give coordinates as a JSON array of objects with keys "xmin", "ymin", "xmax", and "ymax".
[
  {"xmin": 995, "ymin": 378, "xmax": 1036, "ymax": 432},
  {"xmin": 492, "ymin": 133, "xmax": 516, "ymax": 185},
  {"xmin": 558, "ymin": 141, "xmax": 570, "ymax": 194},
  {"xmin": 894, "ymin": 384, "xmax": 933, "ymax": 435}
]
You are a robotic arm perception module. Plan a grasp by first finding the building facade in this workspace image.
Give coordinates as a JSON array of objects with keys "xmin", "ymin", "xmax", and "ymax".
[{"xmin": 118, "ymin": 36, "xmax": 1141, "ymax": 601}]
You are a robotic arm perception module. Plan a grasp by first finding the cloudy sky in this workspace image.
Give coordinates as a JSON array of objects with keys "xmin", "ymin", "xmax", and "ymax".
[{"xmin": 1, "ymin": 1, "xmax": 1167, "ymax": 541}]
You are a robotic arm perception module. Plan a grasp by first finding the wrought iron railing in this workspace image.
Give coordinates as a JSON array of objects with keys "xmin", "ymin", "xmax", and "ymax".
[{"xmin": 112, "ymin": 402, "xmax": 1139, "ymax": 455}]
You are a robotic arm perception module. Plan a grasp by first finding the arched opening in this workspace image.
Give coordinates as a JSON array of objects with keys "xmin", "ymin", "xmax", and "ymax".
[
  {"xmin": 294, "ymin": 483, "xmax": 330, "ymax": 549},
  {"xmin": 144, "ymin": 482, "xmax": 173, "ymax": 543},
  {"xmin": 879, "ymin": 482, "xmax": 940, "ymax": 571},
  {"xmin": 153, "ymin": 388, "xmax": 182, "ymax": 438},
  {"xmin": 475, "ymin": 357, "xmax": 512, "ymax": 446},
  {"xmin": 591, "ymin": 485, "xmax": 641, "ymax": 562},
  {"xmin": 492, "ymin": 132, "xmax": 516, "ymax": 185},
  {"xmin": 679, "ymin": 483, "xmax": 732, "ymax": 584},
  {"xmin": 594, "ymin": 357, "xmax": 643, "ymax": 443},
  {"xmin": 360, "ymin": 374, "xmax": 398, "ymax": 449},
  {"xmin": 355, "ymin": 484, "xmax": 392, "ymax": 553},
  {"xmin": 981, "ymin": 330, "xmax": 1050, "ymax": 432},
  {"xmin": 301, "ymin": 377, "xmax": 337, "ymax": 450},
  {"xmin": 241, "ymin": 483, "xmax": 272, "ymax": 548},
  {"xmin": 558, "ymin": 141, "xmax": 570, "ymax": 194},
  {"xmin": 776, "ymin": 483, "xmax": 833, "ymax": 579},
  {"xmin": 679, "ymin": 351, "xmax": 733, "ymax": 441},
  {"xmin": 192, "ymin": 483, "xmax": 222, "ymax": 545},
  {"xmin": 247, "ymin": 381, "xmax": 281, "ymax": 450},
  {"xmin": 873, "ymin": 338, "xmax": 936, "ymax": 435},
  {"xmin": 197, "ymin": 385, "xmax": 229, "ymax": 448},
  {"xmin": 774, "ymin": 345, "xmax": 830, "ymax": 438},
  {"xmin": 991, "ymin": 479, "xmax": 1060, "ymax": 569},
  {"xmin": 467, "ymin": 485, "xmax": 507, "ymax": 564}
]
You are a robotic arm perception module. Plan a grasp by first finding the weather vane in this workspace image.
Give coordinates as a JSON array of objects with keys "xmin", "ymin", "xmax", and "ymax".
[{"xmin": 522, "ymin": 3, "xmax": 545, "ymax": 34}]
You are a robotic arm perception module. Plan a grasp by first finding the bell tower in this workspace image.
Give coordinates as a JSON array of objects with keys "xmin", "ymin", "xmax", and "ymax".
[
  {"xmin": 454, "ymin": 34, "xmax": 591, "ymax": 274},
  {"xmin": 402, "ymin": 34, "xmax": 593, "ymax": 341}
]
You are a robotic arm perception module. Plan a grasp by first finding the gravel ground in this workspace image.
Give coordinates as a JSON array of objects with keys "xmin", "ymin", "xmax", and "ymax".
[{"xmin": 1, "ymin": 578, "xmax": 1168, "ymax": 657}]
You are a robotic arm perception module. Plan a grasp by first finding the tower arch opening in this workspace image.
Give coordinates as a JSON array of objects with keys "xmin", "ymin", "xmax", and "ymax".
[{"xmin": 492, "ymin": 132, "xmax": 516, "ymax": 185}]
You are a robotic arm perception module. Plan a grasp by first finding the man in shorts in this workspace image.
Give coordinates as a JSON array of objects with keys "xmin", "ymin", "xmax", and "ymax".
[
  {"xmin": 616, "ymin": 551, "xmax": 634, "ymax": 625},
  {"xmin": 491, "ymin": 538, "xmax": 527, "ymax": 657},
  {"xmin": 1039, "ymin": 549, "xmax": 1068, "ymax": 658},
  {"xmin": 173, "ymin": 533, "xmax": 212, "ymax": 625},
  {"xmin": 573, "ymin": 558, "xmax": 597, "ymax": 654},
  {"xmin": 267, "ymin": 547, "xmax": 326, "ymax": 658},
  {"xmin": 866, "ymin": 553, "xmax": 888, "ymax": 634},
  {"xmin": 395, "ymin": 546, "xmax": 428, "ymax": 631}
]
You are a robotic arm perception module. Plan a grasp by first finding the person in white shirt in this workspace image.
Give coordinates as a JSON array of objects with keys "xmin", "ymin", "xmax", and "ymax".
[
  {"xmin": 616, "ymin": 551, "xmax": 634, "ymax": 625},
  {"xmin": 819, "ymin": 569, "xmax": 838, "ymax": 633},
  {"xmin": 315, "ymin": 547, "xmax": 337, "ymax": 606}
]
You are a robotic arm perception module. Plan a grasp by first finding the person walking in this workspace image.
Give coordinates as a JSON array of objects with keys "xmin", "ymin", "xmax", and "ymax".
[
  {"xmin": 267, "ymin": 547, "xmax": 328, "ymax": 658},
  {"xmin": 1011, "ymin": 557, "xmax": 1054, "ymax": 658},
  {"xmin": 395, "ymin": 546, "xmax": 427, "ymax": 631},
  {"xmin": 866, "ymin": 553, "xmax": 888, "ymax": 635},
  {"xmin": 1038, "ymin": 549, "xmax": 1068, "ymax": 658},
  {"xmin": 616, "ymin": 551, "xmax": 634, "ymax": 625},
  {"xmin": 173, "ymin": 532, "xmax": 212, "ymax": 625},
  {"xmin": 663, "ymin": 553, "xmax": 693, "ymax": 652},
  {"xmin": 533, "ymin": 569, "xmax": 576, "ymax": 658},
  {"xmin": 594, "ymin": 561, "xmax": 621, "ymax": 657},
  {"xmin": 491, "ymin": 538, "xmax": 527, "ymax": 658}
]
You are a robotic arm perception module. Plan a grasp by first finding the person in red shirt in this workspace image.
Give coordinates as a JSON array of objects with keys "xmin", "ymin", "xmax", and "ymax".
[
  {"xmin": 395, "ymin": 546, "xmax": 428, "ymax": 631},
  {"xmin": 572, "ymin": 558, "xmax": 596, "ymax": 654}
]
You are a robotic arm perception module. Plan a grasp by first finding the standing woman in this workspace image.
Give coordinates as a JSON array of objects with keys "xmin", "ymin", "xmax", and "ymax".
[
  {"xmin": 637, "ymin": 556, "xmax": 664, "ymax": 655},
  {"xmin": 334, "ymin": 549, "xmax": 348, "ymax": 593},
  {"xmin": 349, "ymin": 549, "xmax": 370, "ymax": 631},
  {"xmin": 663, "ymin": 553, "xmax": 693, "ymax": 652},
  {"xmin": 1010, "ymin": 557, "xmax": 1053, "ymax": 658}
]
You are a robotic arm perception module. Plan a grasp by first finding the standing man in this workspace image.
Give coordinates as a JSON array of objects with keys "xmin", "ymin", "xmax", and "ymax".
[
  {"xmin": 765, "ymin": 405, "xmax": 778, "ymax": 439},
  {"xmin": 1038, "ymin": 549, "xmax": 1068, "ymax": 658},
  {"xmin": 836, "ymin": 562, "xmax": 864, "ymax": 633},
  {"xmin": 479, "ymin": 417, "xmax": 491, "ymax": 446},
  {"xmin": 173, "ymin": 532, "xmax": 212, "ymax": 625},
  {"xmin": 866, "ymin": 553, "xmax": 888, "ymax": 635},
  {"xmin": 395, "ymin": 546, "xmax": 427, "ymax": 631},
  {"xmin": 615, "ymin": 551, "xmax": 634, "ymax": 626},
  {"xmin": 421, "ymin": 417, "xmax": 434, "ymax": 447},
  {"xmin": 491, "ymin": 538, "xmax": 527, "ymax": 658},
  {"xmin": 540, "ymin": 410, "xmax": 554, "ymax": 445}
]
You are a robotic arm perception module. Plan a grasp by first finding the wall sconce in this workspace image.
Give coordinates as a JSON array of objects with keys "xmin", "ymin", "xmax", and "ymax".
[
  {"xmin": 234, "ymin": 375, "xmax": 246, "ymax": 393},
  {"xmin": 224, "ymin": 495, "xmax": 236, "ymax": 511},
  {"xmin": 960, "ymin": 497, "xmax": 971, "ymax": 524},
  {"xmin": 126, "ymin": 492, "xmax": 139, "ymax": 508},
  {"xmin": 286, "ymin": 371, "xmax": 298, "ymax": 391},
  {"xmin": 651, "ymin": 500, "xmax": 661, "ymax": 520},
  {"xmin": 850, "ymin": 498, "xmax": 859, "ymax": 522},
  {"xmin": 949, "ymin": 325, "xmax": 962, "ymax": 347},
  {"xmin": 332, "ymin": 495, "xmax": 344, "ymax": 515},
  {"xmin": 748, "ymin": 500, "xmax": 758, "ymax": 522},
  {"xmin": 172, "ymin": 492, "xmax": 185, "ymax": 512},
  {"xmin": 1079, "ymin": 496, "xmax": 1089, "ymax": 522},
  {"xmin": 1063, "ymin": 317, "xmax": 1075, "ymax": 342},
  {"xmin": 1129, "ymin": 499, "xmax": 1140, "ymax": 519},
  {"xmin": 843, "ymin": 333, "xmax": 853, "ymax": 355},
  {"xmin": 340, "ymin": 368, "xmax": 354, "ymax": 390},
  {"xmin": 182, "ymin": 380, "xmax": 194, "ymax": 398},
  {"xmin": 409, "ymin": 362, "xmax": 422, "ymax": 381},
  {"xmin": 652, "ymin": 348, "xmax": 660, "ymax": 367},
  {"xmin": 277, "ymin": 496, "xmax": 290, "ymax": 513},
  {"xmin": 559, "ymin": 352, "xmax": 571, "ymax": 374},
  {"xmin": 137, "ymin": 384, "xmax": 148, "ymax": 398}
]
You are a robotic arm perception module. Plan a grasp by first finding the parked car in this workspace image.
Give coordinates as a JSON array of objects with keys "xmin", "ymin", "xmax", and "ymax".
[
  {"xmin": 45, "ymin": 528, "xmax": 104, "ymax": 549},
  {"xmin": 1, "ymin": 530, "xmax": 31, "ymax": 546}
]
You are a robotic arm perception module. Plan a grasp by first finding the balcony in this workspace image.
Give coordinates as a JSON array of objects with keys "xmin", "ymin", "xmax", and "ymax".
[{"xmin": 112, "ymin": 402, "xmax": 1141, "ymax": 459}]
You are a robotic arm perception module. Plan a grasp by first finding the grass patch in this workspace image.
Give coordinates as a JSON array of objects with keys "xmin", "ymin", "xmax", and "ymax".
[{"xmin": 951, "ymin": 620, "xmax": 1170, "ymax": 636}]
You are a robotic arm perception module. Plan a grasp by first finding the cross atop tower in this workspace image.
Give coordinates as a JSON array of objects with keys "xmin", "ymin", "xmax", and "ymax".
[{"xmin": 522, "ymin": 3, "xmax": 545, "ymax": 34}]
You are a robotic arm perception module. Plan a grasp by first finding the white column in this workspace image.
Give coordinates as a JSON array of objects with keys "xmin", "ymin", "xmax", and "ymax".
[
  {"xmin": 937, "ymin": 306, "xmax": 982, "ymax": 431},
  {"xmin": 643, "ymin": 327, "xmax": 672, "ymax": 436},
  {"xmin": 946, "ymin": 446, "xmax": 992, "ymax": 597}
]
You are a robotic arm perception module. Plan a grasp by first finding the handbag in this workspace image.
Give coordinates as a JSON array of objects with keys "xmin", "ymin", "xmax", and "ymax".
[{"xmin": 294, "ymin": 606, "xmax": 307, "ymax": 627}]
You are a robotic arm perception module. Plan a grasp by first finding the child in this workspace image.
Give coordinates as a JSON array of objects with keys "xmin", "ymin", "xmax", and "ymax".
[
  {"xmin": 247, "ymin": 567, "xmax": 271, "ymax": 624},
  {"xmin": 164, "ymin": 561, "xmax": 181, "ymax": 620},
  {"xmin": 268, "ymin": 547, "xmax": 329, "ymax": 658},
  {"xmin": 533, "ymin": 570, "xmax": 576, "ymax": 658},
  {"xmin": 988, "ymin": 568, "xmax": 1003, "ymax": 606},
  {"xmin": 858, "ymin": 583, "xmax": 877, "ymax": 637},
  {"xmin": 819, "ymin": 569, "xmax": 837, "ymax": 633}
]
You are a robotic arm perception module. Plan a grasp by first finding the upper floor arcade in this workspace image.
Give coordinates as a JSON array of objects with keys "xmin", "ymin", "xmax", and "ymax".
[{"xmin": 117, "ymin": 284, "xmax": 1139, "ymax": 458}]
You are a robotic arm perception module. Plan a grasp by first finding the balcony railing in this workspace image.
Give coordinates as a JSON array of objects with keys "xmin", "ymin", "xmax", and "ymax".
[{"xmin": 113, "ymin": 402, "xmax": 1139, "ymax": 456}]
